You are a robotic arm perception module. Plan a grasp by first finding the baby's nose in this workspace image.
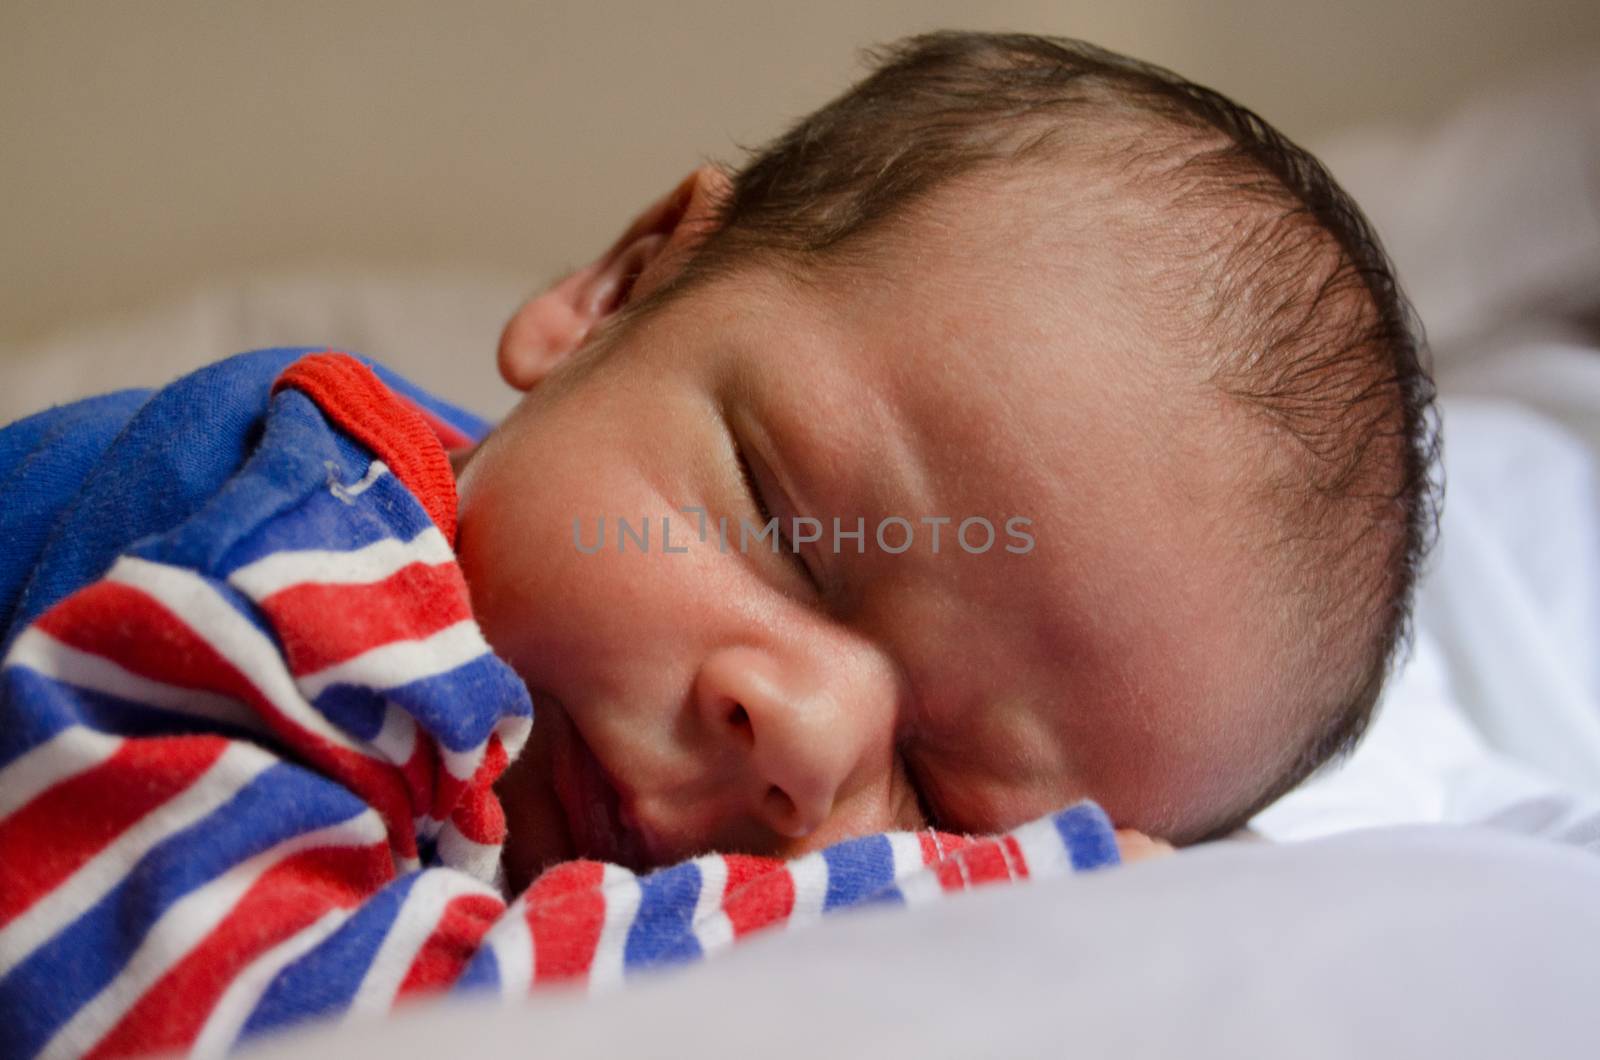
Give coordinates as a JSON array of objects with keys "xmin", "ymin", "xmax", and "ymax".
[{"xmin": 693, "ymin": 645, "xmax": 860, "ymax": 840}]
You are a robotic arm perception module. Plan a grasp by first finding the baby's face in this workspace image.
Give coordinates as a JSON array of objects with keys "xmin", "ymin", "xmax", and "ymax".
[{"xmin": 458, "ymin": 182, "xmax": 1294, "ymax": 885}]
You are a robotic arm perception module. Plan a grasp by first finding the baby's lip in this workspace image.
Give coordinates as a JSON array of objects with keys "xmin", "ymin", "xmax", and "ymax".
[{"xmin": 546, "ymin": 698, "xmax": 659, "ymax": 871}]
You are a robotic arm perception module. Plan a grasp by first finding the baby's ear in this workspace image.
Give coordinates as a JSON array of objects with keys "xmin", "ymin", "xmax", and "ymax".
[{"xmin": 497, "ymin": 164, "xmax": 732, "ymax": 391}]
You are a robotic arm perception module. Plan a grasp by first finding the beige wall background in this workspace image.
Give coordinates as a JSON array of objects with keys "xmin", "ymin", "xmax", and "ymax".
[{"xmin": 4, "ymin": 0, "xmax": 1598, "ymax": 356}]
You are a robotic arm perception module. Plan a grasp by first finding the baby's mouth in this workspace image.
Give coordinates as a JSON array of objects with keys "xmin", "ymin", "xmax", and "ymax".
[{"xmin": 545, "ymin": 696, "xmax": 655, "ymax": 872}]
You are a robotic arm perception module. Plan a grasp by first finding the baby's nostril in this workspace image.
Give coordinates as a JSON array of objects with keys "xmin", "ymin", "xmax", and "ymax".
[{"xmin": 728, "ymin": 702, "xmax": 750, "ymax": 732}]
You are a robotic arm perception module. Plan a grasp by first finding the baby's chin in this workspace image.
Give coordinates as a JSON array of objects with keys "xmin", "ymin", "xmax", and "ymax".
[{"xmin": 494, "ymin": 715, "xmax": 575, "ymax": 893}]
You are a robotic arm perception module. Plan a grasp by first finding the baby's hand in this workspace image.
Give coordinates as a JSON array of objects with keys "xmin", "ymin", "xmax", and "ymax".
[{"xmin": 1115, "ymin": 828, "xmax": 1174, "ymax": 864}]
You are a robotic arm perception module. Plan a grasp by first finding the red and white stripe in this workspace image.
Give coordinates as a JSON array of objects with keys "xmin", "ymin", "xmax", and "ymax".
[
  {"xmin": 1007, "ymin": 815, "xmax": 1071, "ymax": 879},
  {"xmin": 294, "ymin": 620, "xmax": 485, "ymax": 699},
  {"xmin": 434, "ymin": 819, "xmax": 502, "ymax": 885},
  {"xmin": 342, "ymin": 871, "xmax": 502, "ymax": 1022},
  {"xmin": 0, "ymin": 740, "xmax": 275, "ymax": 977},
  {"xmin": 784, "ymin": 852, "xmax": 829, "ymax": 933},
  {"xmin": 40, "ymin": 812, "xmax": 387, "ymax": 1060},
  {"xmin": 102, "ymin": 556, "xmax": 421, "ymax": 864},
  {"xmin": 888, "ymin": 831, "xmax": 944, "ymax": 906},
  {"xmin": 5, "ymin": 626, "xmax": 262, "ymax": 735},
  {"xmin": 225, "ymin": 506, "xmax": 453, "ymax": 600},
  {"xmin": 586, "ymin": 864, "xmax": 643, "ymax": 995},
  {"xmin": 526, "ymin": 861, "xmax": 607, "ymax": 985},
  {"xmin": 103, "ymin": 558, "xmax": 379, "ymax": 765},
  {"xmin": 0, "ymin": 724, "xmax": 122, "ymax": 824},
  {"xmin": 478, "ymin": 897, "xmax": 536, "ymax": 1000},
  {"xmin": 254, "ymin": 565, "xmax": 472, "ymax": 680},
  {"xmin": 190, "ymin": 909, "xmax": 353, "ymax": 1059},
  {"xmin": 689, "ymin": 854, "xmax": 735, "ymax": 957},
  {"xmin": 0, "ymin": 736, "xmax": 230, "ymax": 932}
]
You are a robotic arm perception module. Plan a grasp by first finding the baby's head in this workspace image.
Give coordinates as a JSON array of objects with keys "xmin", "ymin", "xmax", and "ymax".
[{"xmin": 457, "ymin": 31, "xmax": 1439, "ymax": 888}]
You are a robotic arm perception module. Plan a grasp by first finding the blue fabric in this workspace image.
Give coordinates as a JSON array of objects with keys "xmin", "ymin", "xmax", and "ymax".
[
  {"xmin": 0, "ymin": 349, "xmax": 487, "ymax": 653},
  {"xmin": 0, "ymin": 389, "xmax": 154, "ymax": 642}
]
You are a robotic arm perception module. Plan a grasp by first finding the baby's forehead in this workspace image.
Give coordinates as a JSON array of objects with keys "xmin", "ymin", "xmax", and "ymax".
[
  {"xmin": 731, "ymin": 187, "xmax": 1249, "ymax": 522},
  {"xmin": 807, "ymin": 139, "xmax": 1374, "ymax": 553},
  {"xmin": 814, "ymin": 160, "xmax": 1262, "ymax": 377}
]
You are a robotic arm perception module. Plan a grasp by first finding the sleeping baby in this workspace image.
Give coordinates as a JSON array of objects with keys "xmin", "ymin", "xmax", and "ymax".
[
  {"xmin": 0, "ymin": 29, "xmax": 1434, "ymax": 1056},
  {"xmin": 469, "ymin": 29, "xmax": 1438, "ymax": 888}
]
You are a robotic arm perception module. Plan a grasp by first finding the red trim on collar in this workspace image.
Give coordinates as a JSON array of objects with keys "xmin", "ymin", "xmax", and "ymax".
[{"xmin": 273, "ymin": 353, "xmax": 460, "ymax": 545}]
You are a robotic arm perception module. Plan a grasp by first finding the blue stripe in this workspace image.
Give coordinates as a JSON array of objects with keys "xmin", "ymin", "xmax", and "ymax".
[
  {"xmin": 452, "ymin": 944, "xmax": 501, "ymax": 996},
  {"xmin": 0, "ymin": 666, "xmax": 81, "ymax": 769},
  {"xmin": 0, "ymin": 762, "xmax": 368, "ymax": 1058},
  {"xmin": 379, "ymin": 655, "xmax": 532, "ymax": 753},
  {"xmin": 1052, "ymin": 800, "xmax": 1120, "ymax": 870},
  {"xmin": 309, "ymin": 685, "xmax": 390, "ymax": 744},
  {"xmin": 311, "ymin": 650, "xmax": 530, "ymax": 755},
  {"xmin": 239, "ymin": 872, "xmax": 420, "ymax": 1040},
  {"xmin": 0, "ymin": 669, "xmax": 267, "ymax": 771},
  {"xmin": 820, "ymin": 833, "xmax": 897, "ymax": 911},
  {"xmin": 622, "ymin": 861, "xmax": 704, "ymax": 970}
]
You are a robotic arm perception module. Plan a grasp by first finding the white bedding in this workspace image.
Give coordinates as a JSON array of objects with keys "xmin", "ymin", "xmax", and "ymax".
[
  {"xmin": 1253, "ymin": 57, "xmax": 1600, "ymax": 846},
  {"xmin": 246, "ymin": 826, "xmax": 1600, "ymax": 1060},
  {"xmin": 1253, "ymin": 335, "xmax": 1600, "ymax": 849}
]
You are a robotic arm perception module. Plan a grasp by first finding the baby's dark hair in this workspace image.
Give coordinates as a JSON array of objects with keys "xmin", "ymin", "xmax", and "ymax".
[{"xmin": 631, "ymin": 30, "xmax": 1441, "ymax": 839}]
